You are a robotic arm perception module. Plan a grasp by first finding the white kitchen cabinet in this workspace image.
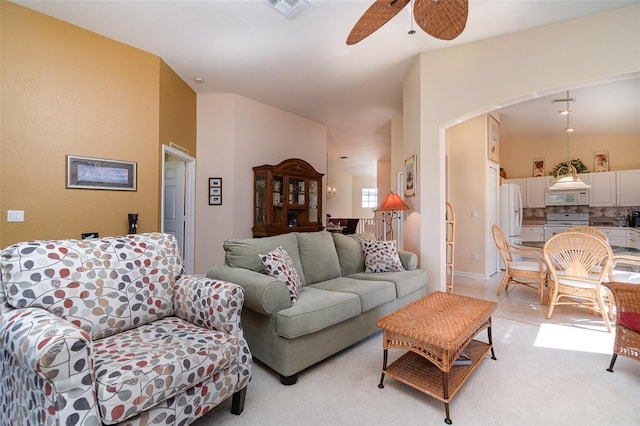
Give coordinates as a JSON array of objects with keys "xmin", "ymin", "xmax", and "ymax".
[
  {"xmin": 628, "ymin": 229, "xmax": 640, "ymax": 249},
  {"xmin": 505, "ymin": 178, "xmax": 527, "ymax": 208},
  {"xmin": 526, "ymin": 176, "xmax": 547, "ymax": 208},
  {"xmin": 522, "ymin": 225, "xmax": 544, "ymax": 242},
  {"xmin": 596, "ymin": 227, "xmax": 628, "ymax": 247},
  {"xmin": 588, "ymin": 171, "xmax": 616, "ymax": 207},
  {"xmin": 616, "ymin": 169, "xmax": 640, "ymax": 206}
]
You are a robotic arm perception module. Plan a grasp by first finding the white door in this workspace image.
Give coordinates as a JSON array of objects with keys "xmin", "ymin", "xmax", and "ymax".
[
  {"xmin": 164, "ymin": 160, "xmax": 185, "ymax": 256},
  {"xmin": 161, "ymin": 145, "xmax": 195, "ymax": 274}
]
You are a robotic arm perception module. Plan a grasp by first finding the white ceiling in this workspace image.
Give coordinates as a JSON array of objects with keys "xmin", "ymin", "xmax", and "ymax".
[{"xmin": 15, "ymin": 0, "xmax": 639, "ymax": 178}]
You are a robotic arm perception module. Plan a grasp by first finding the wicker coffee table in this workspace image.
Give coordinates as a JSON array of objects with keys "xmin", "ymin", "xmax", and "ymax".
[{"xmin": 376, "ymin": 292, "xmax": 498, "ymax": 424}]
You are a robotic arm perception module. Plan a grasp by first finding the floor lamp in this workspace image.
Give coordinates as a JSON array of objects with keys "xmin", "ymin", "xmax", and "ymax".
[{"xmin": 377, "ymin": 192, "xmax": 410, "ymax": 241}]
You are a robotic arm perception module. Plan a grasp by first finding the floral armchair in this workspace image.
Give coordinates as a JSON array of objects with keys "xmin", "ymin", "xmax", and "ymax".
[{"xmin": 0, "ymin": 233, "xmax": 252, "ymax": 425}]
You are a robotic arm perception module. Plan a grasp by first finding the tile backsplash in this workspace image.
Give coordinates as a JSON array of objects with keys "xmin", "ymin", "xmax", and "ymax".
[{"xmin": 524, "ymin": 206, "xmax": 640, "ymax": 226}]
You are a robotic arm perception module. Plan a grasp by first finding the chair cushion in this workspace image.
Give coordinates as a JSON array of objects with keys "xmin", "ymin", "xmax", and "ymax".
[
  {"xmin": 0, "ymin": 233, "xmax": 180, "ymax": 340},
  {"xmin": 295, "ymin": 232, "xmax": 342, "ymax": 284},
  {"xmin": 224, "ymin": 233, "xmax": 306, "ymax": 286},
  {"xmin": 276, "ymin": 286, "xmax": 361, "ymax": 339},
  {"xmin": 619, "ymin": 311, "xmax": 640, "ymax": 332},
  {"xmin": 348, "ymin": 269, "xmax": 427, "ymax": 298},
  {"xmin": 332, "ymin": 232, "xmax": 367, "ymax": 275},
  {"xmin": 310, "ymin": 276, "xmax": 396, "ymax": 312},
  {"xmin": 361, "ymin": 240, "xmax": 405, "ymax": 273},
  {"xmin": 508, "ymin": 260, "xmax": 545, "ymax": 272},
  {"xmin": 94, "ymin": 316, "xmax": 238, "ymax": 424},
  {"xmin": 259, "ymin": 246, "xmax": 302, "ymax": 303}
]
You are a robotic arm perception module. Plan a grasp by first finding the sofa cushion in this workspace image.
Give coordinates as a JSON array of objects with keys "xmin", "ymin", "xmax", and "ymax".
[
  {"xmin": 619, "ymin": 311, "xmax": 640, "ymax": 332},
  {"xmin": 224, "ymin": 233, "xmax": 306, "ymax": 286},
  {"xmin": 259, "ymin": 246, "xmax": 302, "ymax": 303},
  {"xmin": 295, "ymin": 232, "xmax": 341, "ymax": 284},
  {"xmin": 0, "ymin": 233, "xmax": 180, "ymax": 340},
  {"xmin": 348, "ymin": 269, "xmax": 427, "ymax": 298},
  {"xmin": 361, "ymin": 240, "xmax": 405, "ymax": 273},
  {"xmin": 275, "ymin": 286, "xmax": 361, "ymax": 339},
  {"xmin": 332, "ymin": 232, "xmax": 369, "ymax": 275},
  {"xmin": 310, "ymin": 276, "xmax": 396, "ymax": 312},
  {"xmin": 93, "ymin": 316, "xmax": 238, "ymax": 424}
]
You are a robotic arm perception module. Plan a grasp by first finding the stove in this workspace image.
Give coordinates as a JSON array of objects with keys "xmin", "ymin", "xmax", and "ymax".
[{"xmin": 544, "ymin": 213, "xmax": 590, "ymax": 240}]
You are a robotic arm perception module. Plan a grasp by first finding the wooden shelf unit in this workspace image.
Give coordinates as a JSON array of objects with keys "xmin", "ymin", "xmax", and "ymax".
[{"xmin": 252, "ymin": 158, "xmax": 324, "ymax": 237}]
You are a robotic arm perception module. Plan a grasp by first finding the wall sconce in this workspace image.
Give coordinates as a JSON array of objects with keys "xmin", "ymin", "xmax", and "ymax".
[{"xmin": 327, "ymin": 185, "xmax": 336, "ymax": 199}]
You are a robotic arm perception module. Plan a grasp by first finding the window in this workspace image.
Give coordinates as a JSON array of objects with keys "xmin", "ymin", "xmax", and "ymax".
[{"xmin": 361, "ymin": 188, "xmax": 378, "ymax": 209}]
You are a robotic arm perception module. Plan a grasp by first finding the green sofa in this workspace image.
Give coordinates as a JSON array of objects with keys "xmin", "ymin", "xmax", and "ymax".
[{"xmin": 206, "ymin": 230, "xmax": 427, "ymax": 384}]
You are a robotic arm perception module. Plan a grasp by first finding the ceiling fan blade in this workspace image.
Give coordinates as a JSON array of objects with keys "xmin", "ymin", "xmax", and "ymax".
[
  {"xmin": 414, "ymin": 0, "xmax": 468, "ymax": 41},
  {"xmin": 346, "ymin": 0, "xmax": 411, "ymax": 45}
]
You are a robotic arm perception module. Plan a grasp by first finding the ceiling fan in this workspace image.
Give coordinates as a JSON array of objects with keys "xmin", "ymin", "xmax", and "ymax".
[{"xmin": 346, "ymin": 0, "xmax": 468, "ymax": 45}]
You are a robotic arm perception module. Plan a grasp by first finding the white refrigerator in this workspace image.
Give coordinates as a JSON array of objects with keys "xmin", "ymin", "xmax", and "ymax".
[{"xmin": 499, "ymin": 183, "xmax": 523, "ymax": 244}]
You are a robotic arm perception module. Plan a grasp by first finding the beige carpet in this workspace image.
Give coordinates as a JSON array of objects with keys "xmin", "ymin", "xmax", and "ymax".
[{"xmin": 194, "ymin": 315, "xmax": 639, "ymax": 426}]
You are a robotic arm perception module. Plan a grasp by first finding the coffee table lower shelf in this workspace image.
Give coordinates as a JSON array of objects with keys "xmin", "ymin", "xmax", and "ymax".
[{"xmin": 380, "ymin": 340, "xmax": 492, "ymax": 420}]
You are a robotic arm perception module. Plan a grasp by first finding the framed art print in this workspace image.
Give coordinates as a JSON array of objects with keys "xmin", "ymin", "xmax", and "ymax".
[
  {"xmin": 533, "ymin": 158, "xmax": 544, "ymax": 177},
  {"xmin": 66, "ymin": 155, "xmax": 137, "ymax": 191},
  {"xmin": 208, "ymin": 177, "xmax": 222, "ymax": 205},
  {"xmin": 404, "ymin": 155, "xmax": 416, "ymax": 197},
  {"xmin": 487, "ymin": 115, "xmax": 500, "ymax": 163},
  {"xmin": 594, "ymin": 150, "xmax": 609, "ymax": 172}
]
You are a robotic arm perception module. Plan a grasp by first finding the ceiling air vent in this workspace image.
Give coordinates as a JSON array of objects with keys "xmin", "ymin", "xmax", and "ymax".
[{"xmin": 265, "ymin": 0, "xmax": 311, "ymax": 19}]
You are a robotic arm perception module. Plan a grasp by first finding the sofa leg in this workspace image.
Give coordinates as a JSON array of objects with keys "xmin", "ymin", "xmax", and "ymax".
[
  {"xmin": 231, "ymin": 387, "xmax": 247, "ymax": 415},
  {"xmin": 279, "ymin": 373, "xmax": 298, "ymax": 385}
]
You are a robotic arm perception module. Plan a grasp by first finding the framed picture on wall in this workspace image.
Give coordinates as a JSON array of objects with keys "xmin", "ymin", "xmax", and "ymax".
[
  {"xmin": 66, "ymin": 155, "xmax": 137, "ymax": 191},
  {"xmin": 404, "ymin": 155, "xmax": 416, "ymax": 197},
  {"xmin": 533, "ymin": 158, "xmax": 544, "ymax": 177},
  {"xmin": 594, "ymin": 150, "xmax": 609, "ymax": 172},
  {"xmin": 208, "ymin": 177, "xmax": 222, "ymax": 205},
  {"xmin": 487, "ymin": 114, "xmax": 500, "ymax": 163}
]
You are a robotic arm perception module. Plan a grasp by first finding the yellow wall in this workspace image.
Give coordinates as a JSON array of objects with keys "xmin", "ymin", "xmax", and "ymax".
[
  {"xmin": 0, "ymin": 2, "xmax": 195, "ymax": 247},
  {"xmin": 500, "ymin": 133, "xmax": 638, "ymax": 179}
]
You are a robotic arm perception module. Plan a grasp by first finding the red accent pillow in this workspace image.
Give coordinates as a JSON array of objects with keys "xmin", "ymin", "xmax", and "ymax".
[{"xmin": 619, "ymin": 312, "xmax": 640, "ymax": 332}]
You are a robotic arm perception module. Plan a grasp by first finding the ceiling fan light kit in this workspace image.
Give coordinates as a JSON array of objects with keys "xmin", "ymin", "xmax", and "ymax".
[{"xmin": 347, "ymin": 0, "xmax": 468, "ymax": 45}]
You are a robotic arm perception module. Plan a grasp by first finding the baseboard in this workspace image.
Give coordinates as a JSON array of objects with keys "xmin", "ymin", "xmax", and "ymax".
[{"xmin": 454, "ymin": 271, "xmax": 494, "ymax": 280}]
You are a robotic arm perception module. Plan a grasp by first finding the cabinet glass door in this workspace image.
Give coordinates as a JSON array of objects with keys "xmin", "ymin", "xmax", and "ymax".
[
  {"xmin": 255, "ymin": 172, "xmax": 265, "ymax": 223},
  {"xmin": 273, "ymin": 175, "xmax": 284, "ymax": 224},
  {"xmin": 309, "ymin": 180, "xmax": 318, "ymax": 223}
]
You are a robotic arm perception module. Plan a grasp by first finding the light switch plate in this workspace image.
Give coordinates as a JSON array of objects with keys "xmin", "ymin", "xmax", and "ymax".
[{"xmin": 7, "ymin": 210, "xmax": 24, "ymax": 222}]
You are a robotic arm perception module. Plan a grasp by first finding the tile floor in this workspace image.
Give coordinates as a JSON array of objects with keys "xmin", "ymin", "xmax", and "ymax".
[{"xmin": 453, "ymin": 273, "xmax": 614, "ymax": 333}]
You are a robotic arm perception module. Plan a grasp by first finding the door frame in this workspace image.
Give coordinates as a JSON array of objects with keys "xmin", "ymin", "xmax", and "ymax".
[{"xmin": 161, "ymin": 145, "xmax": 196, "ymax": 274}]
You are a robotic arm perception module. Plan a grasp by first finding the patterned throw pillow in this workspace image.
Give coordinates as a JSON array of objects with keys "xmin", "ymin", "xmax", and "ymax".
[
  {"xmin": 361, "ymin": 240, "xmax": 405, "ymax": 273},
  {"xmin": 259, "ymin": 246, "xmax": 302, "ymax": 303}
]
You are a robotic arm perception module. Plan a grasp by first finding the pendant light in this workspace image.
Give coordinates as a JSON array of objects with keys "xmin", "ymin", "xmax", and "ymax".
[{"xmin": 548, "ymin": 91, "xmax": 590, "ymax": 191}]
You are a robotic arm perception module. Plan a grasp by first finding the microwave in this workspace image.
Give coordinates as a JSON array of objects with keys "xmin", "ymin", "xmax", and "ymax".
[{"xmin": 545, "ymin": 189, "xmax": 589, "ymax": 206}]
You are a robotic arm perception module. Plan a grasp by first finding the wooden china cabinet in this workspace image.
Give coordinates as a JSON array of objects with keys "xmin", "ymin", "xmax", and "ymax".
[{"xmin": 253, "ymin": 158, "xmax": 324, "ymax": 237}]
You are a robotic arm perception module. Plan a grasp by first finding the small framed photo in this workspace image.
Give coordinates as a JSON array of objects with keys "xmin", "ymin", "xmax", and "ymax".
[
  {"xmin": 533, "ymin": 158, "xmax": 544, "ymax": 177},
  {"xmin": 594, "ymin": 150, "xmax": 609, "ymax": 172},
  {"xmin": 208, "ymin": 177, "xmax": 222, "ymax": 205},
  {"xmin": 487, "ymin": 114, "xmax": 500, "ymax": 163},
  {"xmin": 404, "ymin": 155, "xmax": 416, "ymax": 197}
]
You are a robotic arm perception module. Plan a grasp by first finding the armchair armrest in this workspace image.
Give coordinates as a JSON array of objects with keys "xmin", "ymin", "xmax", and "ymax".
[
  {"xmin": 398, "ymin": 250, "xmax": 418, "ymax": 270},
  {"xmin": 173, "ymin": 274, "xmax": 246, "ymax": 335},
  {"xmin": 0, "ymin": 307, "xmax": 99, "ymax": 423},
  {"xmin": 206, "ymin": 265, "xmax": 291, "ymax": 316}
]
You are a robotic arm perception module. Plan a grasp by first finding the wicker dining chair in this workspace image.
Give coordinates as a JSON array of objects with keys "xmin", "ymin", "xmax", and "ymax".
[
  {"xmin": 604, "ymin": 282, "xmax": 640, "ymax": 372},
  {"xmin": 492, "ymin": 225, "xmax": 547, "ymax": 304},
  {"xmin": 543, "ymin": 232, "xmax": 613, "ymax": 332},
  {"xmin": 567, "ymin": 225, "xmax": 608, "ymax": 242}
]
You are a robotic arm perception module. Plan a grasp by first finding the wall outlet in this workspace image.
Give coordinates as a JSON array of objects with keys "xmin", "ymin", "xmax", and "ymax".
[
  {"xmin": 7, "ymin": 210, "xmax": 24, "ymax": 222},
  {"xmin": 472, "ymin": 252, "xmax": 479, "ymax": 260}
]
